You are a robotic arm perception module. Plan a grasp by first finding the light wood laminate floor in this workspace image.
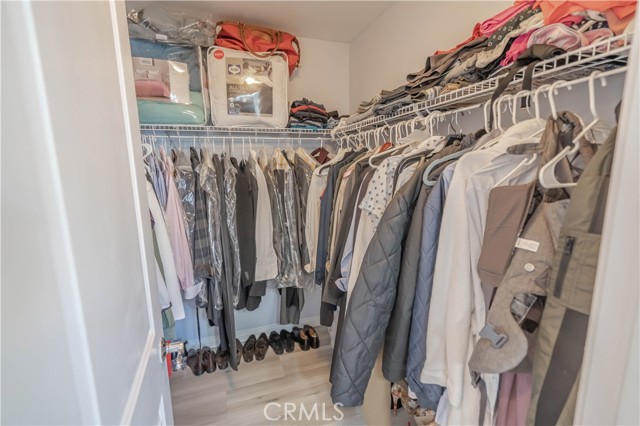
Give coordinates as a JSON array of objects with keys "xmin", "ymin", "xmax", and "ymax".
[{"xmin": 169, "ymin": 327, "xmax": 413, "ymax": 426}]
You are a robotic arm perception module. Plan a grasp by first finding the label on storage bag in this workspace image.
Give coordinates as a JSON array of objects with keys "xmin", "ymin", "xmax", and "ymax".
[
  {"xmin": 225, "ymin": 57, "xmax": 273, "ymax": 116},
  {"xmin": 132, "ymin": 57, "xmax": 189, "ymax": 104}
]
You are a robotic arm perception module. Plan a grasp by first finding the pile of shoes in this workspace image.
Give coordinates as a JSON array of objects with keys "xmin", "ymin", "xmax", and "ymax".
[
  {"xmin": 186, "ymin": 325, "xmax": 319, "ymax": 375},
  {"xmin": 185, "ymin": 338, "xmax": 246, "ymax": 376},
  {"xmin": 390, "ymin": 381, "xmax": 436, "ymax": 426}
]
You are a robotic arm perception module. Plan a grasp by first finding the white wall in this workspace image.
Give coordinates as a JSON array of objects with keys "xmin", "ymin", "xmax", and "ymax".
[
  {"xmin": 290, "ymin": 36, "xmax": 350, "ymax": 115},
  {"xmin": 349, "ymin": 1, "xmax": 506, "ymax": 112}
]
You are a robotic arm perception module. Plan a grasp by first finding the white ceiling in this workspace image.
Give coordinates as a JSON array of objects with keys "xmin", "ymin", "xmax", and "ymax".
[{"xmin": 126, "ymin": 1, "xmax": 393, "ymax": 43}]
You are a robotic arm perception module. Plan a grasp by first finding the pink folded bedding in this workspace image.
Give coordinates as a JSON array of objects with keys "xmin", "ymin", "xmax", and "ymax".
[{"xmin": 135, "ymin": 80, "xmax": 171, "ymax": 98}]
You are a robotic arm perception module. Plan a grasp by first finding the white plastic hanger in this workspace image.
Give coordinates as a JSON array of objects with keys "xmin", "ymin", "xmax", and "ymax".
[
  {"xmin": 533, "ymin": 83, "xmax": 551, "ymax": 121},
  {"xmin": 520, "ymin": 83, "xmax": 552, "ymax": 143},
  {"xmin": 350, "ymin": 134, "xmax": 357, "ymax": 149},
  {"xmin": 428, "ymin": 111, "xmax": 442, "ymax": 136},
  {"xmin": 393, "ymin": 116, "xmax": 428, "ymax": 146},
  {"xmin": 567, "ymin": 71, "xmax": 606, "ymax": 155},
  {"xmin": 482, "ymin": 99, "xmax": 493, "ymax": 133},
  {"xmin": 365, "ymin": 129, "xmax": 373, "ymax": 149},
  {"xmin": 496, "ymin": 94, "xmax": 512, "ymax": 133},
  {"xmin": 512, "ymin": 90, "xmax": 533, "ymax": 124},
  {"xmin": 368, "ymin": 121, "xmax": 420, "ymax": 168},
  {"xmin": 142, "ymin": 142, "xmax": 153, "ymax": 160},
  {"xmin": 494, "ymin": 153, "xmax": 538, "ymax": 188},
  {"xmin": 520, "ymin": 82, "xmax": 562, "ymax": 141},
  {"xmin": 142, "ymin": 141, "xmax": 154, "ymax": 177},
  {"xmin": 538, "ymin": 72, "xmax": 603, "ymax": 189},
  {"xmin": 423, "ymin": 146, "xmax": 473, "ymax": 186},
  {"xmin": 548, "ymin": 79, "xmax": 568, "ymax": 120},
  {"xmin": 316, "ymin": 135, "xmax": 348, "ymax": 173},
  {"xmin": 481, "ymin": 94, "xmax": 512, "ymax": 149}
]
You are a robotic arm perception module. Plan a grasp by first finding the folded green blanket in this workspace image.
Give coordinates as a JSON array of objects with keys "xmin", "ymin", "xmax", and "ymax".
[{"xmin": 137, "ymin": 91, "xmax": 206, "ymax": 125}]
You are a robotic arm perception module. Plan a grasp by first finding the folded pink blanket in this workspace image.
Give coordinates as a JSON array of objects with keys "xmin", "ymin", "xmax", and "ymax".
[{"xmin": 135, "ymin": 80, "xmax": 171, "ymax": 98}]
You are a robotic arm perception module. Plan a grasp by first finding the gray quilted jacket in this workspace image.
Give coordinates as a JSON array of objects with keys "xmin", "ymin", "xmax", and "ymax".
[
  {"xmin": 330, "ymin": 164, "xmax": 425, "ymax": 406},
  {"xmin": 406, "ymin": 167, "xmax": 454, "ymax": 409},
  {"xmin": 382, "ymin": 185, "xmax": 429, "ymax": 382}
]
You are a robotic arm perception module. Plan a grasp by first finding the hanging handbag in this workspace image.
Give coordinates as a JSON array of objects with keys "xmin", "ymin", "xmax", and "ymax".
[{"xmin": 214, "ymin": 21, "xmax": 301, "ymax": 75}]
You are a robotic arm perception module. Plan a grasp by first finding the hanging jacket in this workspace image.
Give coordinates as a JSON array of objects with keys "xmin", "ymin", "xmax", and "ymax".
[
  {"xmin": 147, "ymin": 181, "xmax": 185, "ymax": 321},
  {"xmin": 173, "ymin": 150, "xmax": 196, "ymax": 250},
  {"xmin": 528, "ymin": 126, "xmax": 618, "ymax": 426},
  {"xmin": 159, "ymin": 147, "xmax": 199, "ymax": 300},
  {"xmin": 273, "ymin": 150, "xmax": 304, "ymax": 288},
  {"xmin": 190, "ymin": 148, "xmax": 212, "ymax": 307},
  {"xmin": 330, "ymin": 163, "xmax": 426, "ymax": 406},
  {"xmin": 293, "ymin": 152, "xmax": 317, "ymax": 267},
  {"xmin": 222, "ymin": 155, "xmax": 242, "ymax": 308},
  {"xmin": 259, "ymin": 151, "xmax": 286, "ymax": 281},
  {"xmin": 406, "ymin": 165, "xmax": 455, "ymax": 410},
  {"xmin": 197, "ymin": 149, "xmax": 224, "ymax": 312},
  {"xmin": 212, "ymin": 153, "xmax": 239, "ymax": 370},
  {"xmin": 231, "ymin": 157, "xmax": 256, "ymax": 310},
  {"xmin": 381, "ymin": 184, "xmax": 429, "ymax": 382},
  {"xmin": 330, "ymin": 136, "xmax": 481, "ymax": 406},
  {"xmin": 467, "ymin": 111, "xmax": 600, "ymax": 376},
  {"xmin": 385, "ymin": 134, "xmax": 480, "ymax": 385},
  {"xmin": 249, "ymin": 151, "xmax": 278, "ymax": 282}
]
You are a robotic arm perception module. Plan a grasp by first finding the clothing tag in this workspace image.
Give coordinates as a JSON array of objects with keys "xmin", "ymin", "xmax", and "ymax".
[
  {"xmin": 155, "ymin": 34, "xmax": 168, "ymax": 41},
  {"xmin": 515, "ymin": 238, "xmax": 540, "ymax": 252}
]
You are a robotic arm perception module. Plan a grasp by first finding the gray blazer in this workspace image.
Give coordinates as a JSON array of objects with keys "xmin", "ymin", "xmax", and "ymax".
[{"xmin": 382, "ymin": 185, "xmax": 430, "ymax": 382}]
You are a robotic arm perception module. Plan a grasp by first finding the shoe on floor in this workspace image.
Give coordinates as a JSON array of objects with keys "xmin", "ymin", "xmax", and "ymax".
[
  {"xmin": 280, "ymin": 329, "xmax": 295, "ymax": 353},
  {"xmin": 269, "ymin": 330, "xmax": 285, "ymax": 355},
  {"xmin": 303, "ymin": 325, "xmax": 320, "ymax": 349},
  {"xmin": 186, "ymin": 348, "xmax": 206, "ymax": 376},
  {"xmin": 243, "ymin": 334, "xmax": 256, "ymax": 363},
  {"xmin": 201, "ymin": 346, "xmax": 216, "ymax": 374},
  {"xmin": 291, "ymin": 326, "xmax": 310, "ymax": 351},
  {"xmin": 255, "ymin": 332, "xmax": 269, "ymax": 361}
]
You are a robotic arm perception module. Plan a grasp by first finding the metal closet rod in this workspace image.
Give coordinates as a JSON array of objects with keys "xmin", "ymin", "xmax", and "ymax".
[
  {"xmin": 139, "ymin": 125, "xmax": 331, "ymax": 135},
  {"xmin": 141, "ymin": 134, "xmax": 331, "ymax": 142}
]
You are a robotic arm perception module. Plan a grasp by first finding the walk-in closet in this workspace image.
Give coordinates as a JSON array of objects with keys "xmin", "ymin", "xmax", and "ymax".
[{"xmin": 3, "ymin": 1, "xmax": 639, "ymax": 425}]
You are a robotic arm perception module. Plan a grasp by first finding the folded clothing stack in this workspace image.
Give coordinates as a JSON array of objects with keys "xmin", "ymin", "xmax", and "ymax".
[{"xmin": 289, "ymin": 99, "xmax": 329, "ymax": 129}]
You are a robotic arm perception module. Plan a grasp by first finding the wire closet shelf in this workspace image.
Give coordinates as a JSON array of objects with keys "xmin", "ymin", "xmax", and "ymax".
[
  {"xmin": 333, "ymin": 32, "xmax": 633, "ymax": 135},
  {"xmin": 139, "ymin": 124, "xmax": 333, "ymax": 140}
]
